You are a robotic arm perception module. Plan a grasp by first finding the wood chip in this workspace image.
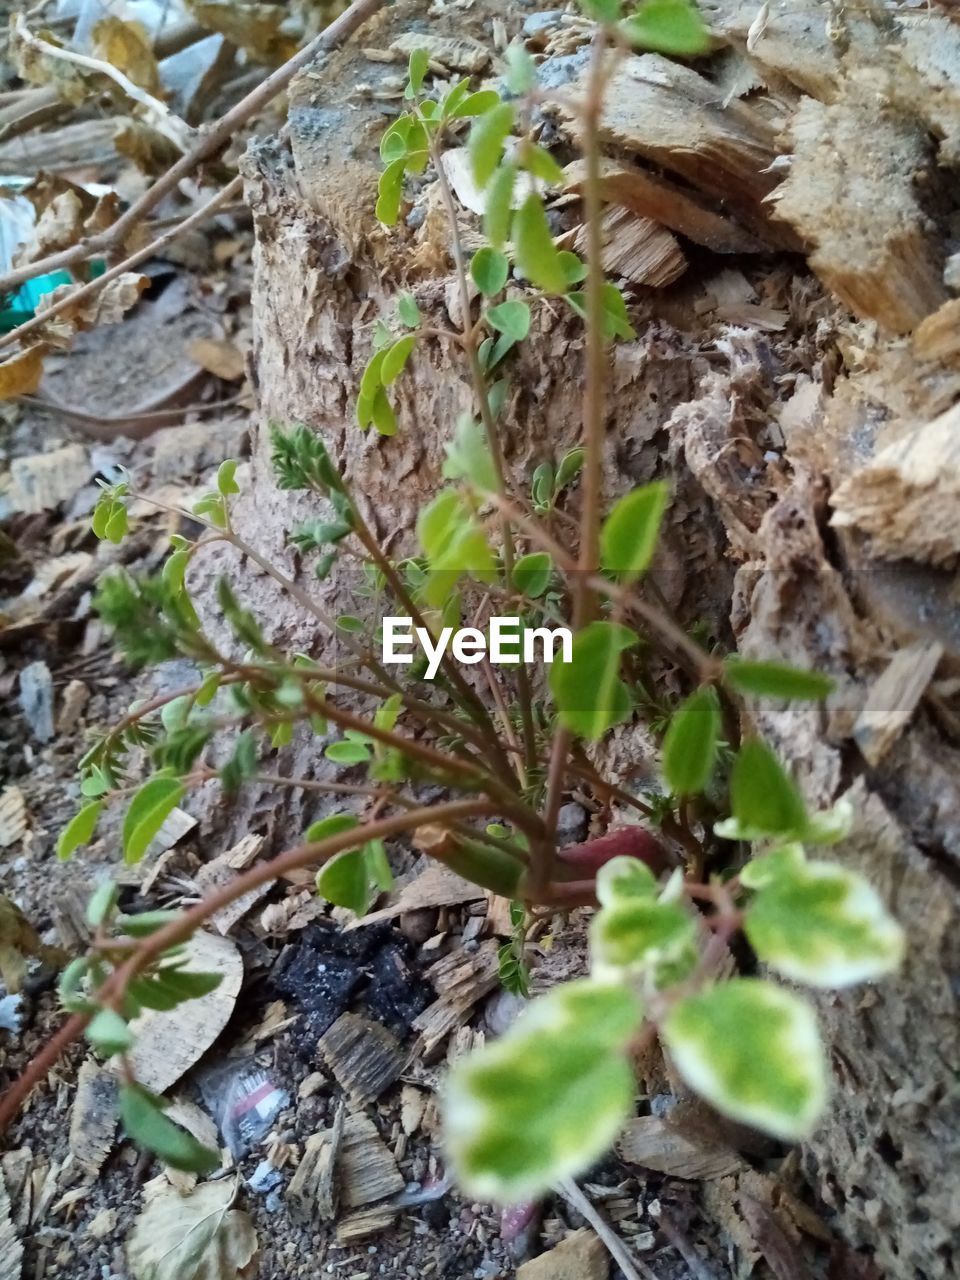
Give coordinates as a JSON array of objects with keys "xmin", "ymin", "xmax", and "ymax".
[
  {"xmin": 0, "ymin": 788, "xmax": 27, "ymax": 850},
  {"xmin": 86, "ymin": 1207, "xmax": 117, "ymax": 1239},
  {"xmin": 854, "ymin": 641, "xmax": 943, "ymax": 766},
  {"xmin": 317, "ymin": 1013, "xmax": 405, "ymax": 1106},
  {"xmin": 517, "ymin": 1228, "xmax": 608, "ymax": 1280},
  {"xmin": 189, "ymin": 337, "xmax": 246, "ymax": 381},
  {"xmin": 412, "ymin": 938, "xmax": 501, "ymax": 1059},
  {"xmin": 287, "ymin": 1102, "xmax": 344, "ymax": 1222},
  {"xmin": 563, "ymin": 157, "xmax": 767, "ymax": 254},
  {"xmin": 124, "ymin": 931, "xmax": 243, "ymax": 1095},
  {"xmin": 440, "ymin": 146, "xmax": 542, "ymax": 217},
  {"xmin": 338, "ymin": 1112, "xmax": 404, "ymax": 1208},
  {"xmin": 335, "ymin": 1204, "xmax": 398, "ymax": 1243},
  {"xmin": 0, "ymin": 1163, "xmax": 22, "ymax": 1280},
  {"xmin": 69, "ymin": 1060, "xmax": 118, "ymax": 1176},
  {"xmin": 573, "ymin": 207, "xmax": 685, "ymax": 288},
  {"xmin": 616, "ymin": 1115, "xmax": 744, "ymax": 1180},
  {"xmin": 400, "ymin": 1084, "xmax": 427, "ymax": 1136},
  {"xmin": 388, "ymin": 32, "xmax": 489, "ymax": 73},
  {"xmin": 913, "ymin": 296, "xmax": 960, "ymax": 364},
  {"xmin": 345, "ymin": 861, "xmax": 483, "ymax": 931},
  {"xmin": 56, "ymin": 679, "xmax": 90, "ymax": 734},
  {"xmin": 830, "ymin": 402, "xmax": 960, "ymax": 565},
  {"xmin": 194, "ymin": 835, "xmax": 269, "ymax": 935},
  {"xmin": 6, "ymin": 444, "xmax": 88, "ymax": 514}
]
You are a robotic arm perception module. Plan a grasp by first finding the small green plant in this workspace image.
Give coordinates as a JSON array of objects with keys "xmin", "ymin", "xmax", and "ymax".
[{"xmin": 1, "ymin": 0, "xmax": 905, "ymax": 1199}]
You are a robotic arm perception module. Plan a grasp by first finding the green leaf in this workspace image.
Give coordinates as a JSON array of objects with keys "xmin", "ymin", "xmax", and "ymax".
[
  {"xmin": 745, "ymin": 860, "xmax": 904, "ymax": 987},
  {"xmin": 417, "ymin": 489, "xmax": 496, "ymax": 607},
  {"xmin": 471, "ymin": 247, "xmax": 509, "ymax": 296},
  {"xmin": 558, "ymin": 250, "xmax": 588, "ymax": 286},
  {"xmin": 304, "ymin": 813, "xmax": 359, "ymax": 843},
  {"xmin": 662, "ymin": 979, "xmax": 827, "ymax": 1141},
  {"xmin": 556, "ymin": 448, "xmax": 585, "ymax": 490},
  {"xmin": 57, "ymin": 800, "xmax": 103, "ymax": 861},
  {"xmin": 119, "ymin": 1082, "xmax": 219, "ymax": 1173},
  {"xmin": 591, "ymin": 896, "xmax": 697, "ymax": 987},
  {"xmin": 739, "ymin": 842, "xmax": 806, "ymax": 890},
  {"xmin": 550, "ymin": 620, "xmax": 638, "ymax": 740},
  {"xmin": 662, "ymin": 687, "xmax": 719, "ymax": 795},
  {"xmin": 122, "ymin": 777, "xmax": 185, "ymax": 865},
  {"xmin": 376, "ymin": 158, "xmax": 406, "ymax": 225},
  {"xmin": 192, "ymin": 492, "xmax": 227, "ymax": 529},
  {"xmin": 582, "ymin": 0, "xmax": 622, "ymax": 19},
  {"xmin": 522, "ymin": 144, "xmax": 565, "ymax": 187},
  {"xmin": 104, "ymin": 503, "xmax": 128, "ymax": 544},
  {"xmin": 86, "ymin": 1008, "xmax": 134, "ymax": 1057},
  {"xmin": 371, "ymin": 387, "xmax": 397, "ymax": 437},
  {"xmin": 484, "ymin": 163, "xmax": 516, "ymax": 248},
  {"xmin": 444, "ymin": 979, "xmax": 641, "ymax": 1200},
  {"xmin": 317, "ymin": 849, "xmax": 369, "ymax": 914},
  {"xmin": 511, "ymin": 552, "xmax": 551, "ymax": 598},
  {"xmin": 621, "ymin": 0, "xmax": 710, "ymax": 56},
  {"xmin": 505, "ymin": 44, "xmax": 536, "ymax": 94},
  {"xmin": 397, "ymin": 293, "xmax": 421, "ymax": 327},
  {"xmin": 724, "ymin": 659, "xmax": 834, "ymax": 701},
  {"xmin": 595, "ymin": 855, "xmax": 658, "ymax": 906},
  {"xmin": 151, "ymin": 968, "xmax": 223, "ymax": 1001},
  {"xmin": 469, "ymin": 102, "xmax": 515, "ymax": 188},
  {"xmin": 116, "ymin": 909, "xmax": 182, "ymax": 937},
  {"xmin": 726, "ymin": 740, "xmax": 808, "ymax": 841},
  {"xmin": 85, "ymin": 880, "xmax": 119, "ymax": 928},
  {"xmin": 381, "ymin": 336, "xmax": 416, "ymax": 385},
  {"xmin": 325, "ymin": 739, "xmax": 371, "ymax": 764},
  {"xmin": 59, "ymin": 956, "xmax": 93, "ymax": 1013},
  {"xmin": 486, "ymin": 300, "xmax": 530, "ymax": 341},
  {"xmin": 407, "ymin": 47, "xmax": 429, "ymax": 95},
  {"xmin": 566, "ymin": 282, "xmax": 636, "ymax": 340},
  {"xmin": 442, "ymin": 415, "xmax": 499, "ymax": 493},
  {"xmin": 449, "ymin": 88, "xmax": 501, "ymax": 118},
  {"xmin": 216, "ymin": 459, "xmax": 239, "ymax": 495},
  {"xmin": 364, "ymin": 838, "xmax": 393, "ymax": 892},
  {"xmin": 600, "ymin": 481, "xmax": 669, "ymax": 581},
  {"xmin": 380, "ymin": 116, "xmax": 413, "ymax": 163},
  {"xmin": 512, "ymin": 193, "xmax": 567, "ymax": 294}
]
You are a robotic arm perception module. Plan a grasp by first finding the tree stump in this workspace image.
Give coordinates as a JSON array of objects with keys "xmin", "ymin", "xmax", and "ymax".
[{"xmin": 230, "ymin": 1, "xmax": 960, "ymax": 1273}]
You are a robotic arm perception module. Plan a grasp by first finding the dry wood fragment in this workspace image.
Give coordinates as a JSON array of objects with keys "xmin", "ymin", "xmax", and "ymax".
[
  {"xmin": 345, "ymin": 860, "xmax": 483, "ymax": 930},
  {"xmin": 5, "ymin": 444, "xmax": 87, "ymax": 514},
  {"xmin": 412, "ymin": 938, "xmax": 500, "ymax": 1059},
  {"xmin": 914, "ymin": 297, "xmax": 960, "ymax": 364},
  {"xmin": 616, "ymin": 1114, "xmax": 744, "ymax": 1180},
  {"xmin": 286, "ymin": 1102, "xmax": 344, "ymax": 1222},
  {"xmin": 124, "ymin": 931, "xmax": 242, "ymax": 1095},
  {"xmin": 0, "ymin": 788, "xmax": 26, "ymax": 850},
  {"xmin": 335, "ymin": 1204, "xmax": 398, "ymax": 1243},
  {"xmin": 56, "ymin": 679, "xmax": 90, "ymax": 734},
  {"xmin": 388, "ymin": 32, "xmax": 489, "ymax": 73},
  {"xmin": 317, "ymin": 1012, "xmax": 405, "ymax": 1105},
  {"xmin": 338, "ymin": 1112, "xmax": 404, "ymax": 1207},
  {"xmin": 854, "ymin": 642, "xmax": 944, "ymax": 767},
  {"xmin": 771, "ymin": 92, "xmax": 947, "ymax": 333},
  {"xmin": 830, "ymin": 401, "xmax": 960, "ymax": 565},
  {"xmin": 563, "ymin": 158, "xmax": 767, "ymax": 254},
  {"xmin": 0, "ymin": 1162, "xmax": 22, "ymax": 1280},
  {"xmin": 400, "ymin": 1084, "xmax": 427, "ymax": 1136},
  {"xmin": 573, "ymin": 208, "xmax": 685, "ymax": 288},
  {"xmin": 517, "ymin": 1228, "xmax": 608, "ymax": 1280},
  {"xmin": 68, "ymin": 1060, "xmax": 118, "ymax": 1176},
  {"xmin": 194, "ymin": 834, "xmax": 269, "ymax": 935}
]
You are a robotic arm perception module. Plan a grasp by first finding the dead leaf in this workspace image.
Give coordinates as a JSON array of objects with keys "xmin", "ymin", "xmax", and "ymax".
[
  {"xmin": 127, "ymin": 1176, "xmax": 257, "ymax": 1280},
  {"xmin": 16, "ymin": 190, "xmax": 84, "ymax": 264},
  {"xmin": 124, "ymin": 931, "xmax": 242, "ymax": 1095},
  {"xmin": 0, "ymin": 897, "xmax": 45, "ymax": 994},
  {"xmin": 33, "ymin": 273, "xmax": 148, "ymax": 349},
  {"xmin": 185, "ymin": 2, "xmax": 297, "ymax": 63},
  {"xmin": 114, "ymin": 119, "xmax": 183, "ymax": 174},
  {"xmin": 11, "ymin": 26, "xmax": 89, "ymax": 104},
  {"xmin": 0, "ymin": 347, "xmax": 45, "ymax": 401},
  {"xmin": 189, "ymin": 338, "xmax": 246, "ymax": 381},
  {"xmin": 92, "ymin": 17, "xmax": 161, "ymax": 96}
]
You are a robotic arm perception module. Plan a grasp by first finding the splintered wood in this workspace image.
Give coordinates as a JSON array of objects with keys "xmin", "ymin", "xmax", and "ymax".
[
  {"xmin": 317, "ymin": 1013, "xmax": 405, "ymax": 1105},
  {"xmin": 0, "ymin": 1166, "xmax": 22, "ymax": 1280},
  {"xmin": 286, "ymin": 1102, "xmax": 345, "ymax": 1222},
  {"xmin": 573, "ymin": 208, "xmax": 685, "ymax": 288},
  {"xmin": 854, "ymin": 642, "xmax": 944, "ymax": 767},
  {"xmin": 830, "ymin": 402, "xmax": 960, "ymax": 565},
  {"xmin": 68, "ymin": 1061, "xmax": 118, "ymax": 1176},
  {"xmin": 412, "ymin": 938, "xmax": 501, "ymax": 1059},
  {"xmin": 194, "ymin": 834, "xmax": 269, "ymax": 935},
  {"xmin": 288, "ymin": 1108, "xmax": 402, "ymax": 1238},
  {"xmin": 616, "ymin": 1115, "xmax": 744, "ymax": 1180}
]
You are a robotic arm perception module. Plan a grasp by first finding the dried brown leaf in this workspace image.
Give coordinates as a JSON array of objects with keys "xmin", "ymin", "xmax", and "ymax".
[
  {"xmin": 92, "ymin": 17, "xmax": 161, "ymax": 96},
  {"xmin": 185, "ymin": 2, "xmax": 297, "ymax": 63},
  {"xmin": 189, "ymin": 337, "xmax": 246, "ymax": 381},
  {"xmin": 127, "ymin": 1177, "xmax": 257, "ymax": 1280},
  {"xmin": 0, "ymin": 347, "xmax": 45, "ymax": 401},
  {"xmin": 32, "ymin": 273, "xmax": 148, "ymax": 349}
]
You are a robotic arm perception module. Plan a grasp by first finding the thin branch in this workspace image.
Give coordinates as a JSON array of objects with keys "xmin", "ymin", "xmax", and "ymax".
[
  {"xmin": 0, "ymin": 175, "xmax": 243, "ymax": 354},
  {"xmin": 554, "ymin": 1179, "xmax": 659, "ymax": 1280},
  {"xmin": 0, "ymin": 797, "xmax": 493, "ymax": 1134},
  {"xmin": 0, "ymin": 0, "xmax": 386, "ymax": 297}
]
